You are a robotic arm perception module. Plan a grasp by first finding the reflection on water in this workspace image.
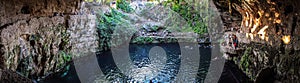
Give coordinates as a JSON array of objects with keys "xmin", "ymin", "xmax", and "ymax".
[
  {"xmin": 128, "ymin": 44, "xmax": 181, "ymax": 82},
  {"xmin": 42, "ymin": 43, "xmax": 211, "ymax": 83}
]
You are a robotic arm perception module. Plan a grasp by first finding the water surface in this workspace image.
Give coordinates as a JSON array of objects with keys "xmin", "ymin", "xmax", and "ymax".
[{"xmin": 42, "ymin": 43, "xmax": 212, "ymax": 83}]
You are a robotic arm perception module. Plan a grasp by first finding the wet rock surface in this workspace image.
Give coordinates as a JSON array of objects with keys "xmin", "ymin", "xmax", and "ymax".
[
  {"xmin": 216, "ymin": 0, "xmax": 300, "ymax": 82},
  {"xmin": 0, "ymin": 16, "xmax": 71, "ymax": 80}
]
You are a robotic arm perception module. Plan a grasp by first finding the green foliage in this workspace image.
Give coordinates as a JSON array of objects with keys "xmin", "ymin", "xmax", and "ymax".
[
  {"xmin": 56, "ymin": 51, "xmax": 72, "ymax": 78},
  {"xmin": 60, "ymin": 51, "xmax": 72, "ymax": 62},
  {"xmin": 240, "ymin": 47, "xmax": 252, "ymax": 74},
  {"xmin": 117, "ymin": 0, "xmax": 133, "ymax": 13},
  {"xmin": 150, "ymin": 25, "xmax": 159, "ymax": 31},
  {"xmin": 97, "ymin": 9, "xmax": 136, "ymax": 51},
  {"xmin": 98, "ymin": 9, "xmax": 119, "ymax": 51},
  {"xmin": 145, "ymin": 37, "xmax": 154, "ymax": 43},
  {"xmin": 131, "ymin": 37, "xmax": 178, "ymax": 44},
  {"xmin": 131, "ymin": 37, "xmax": 154, "ymax": 44},
  {"xmin": 167, "ymin": 38, "xmax": 177, "ymax": 43},
  {"xmin": 162, "ymin": 0, "xmax": 208, "ymax": 35}
]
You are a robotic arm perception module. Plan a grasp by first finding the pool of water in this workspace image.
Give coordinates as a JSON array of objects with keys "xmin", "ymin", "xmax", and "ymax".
[{"xmin": 41, "ymin": 43, "xmax": 212, "ymax": 83}]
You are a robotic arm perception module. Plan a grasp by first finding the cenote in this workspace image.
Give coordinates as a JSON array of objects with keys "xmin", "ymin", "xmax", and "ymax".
[{"xmin": 40, "ymin": 43, "xmax": 212, "ymax": 83}]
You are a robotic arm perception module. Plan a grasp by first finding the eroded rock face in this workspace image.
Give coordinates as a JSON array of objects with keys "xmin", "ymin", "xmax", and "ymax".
[
  {"xmin": 232, "ymin": 0, "xmax": 300, "ymax": 49},
  {"xmin": 67, "ymin": 15, "xmax": 99, "ymax": 58},
  {"xmin": 0, "ymin": 13, "xmax": 99, "ymax": 80},
  {"xmin": 0, "ymin": 0, "xmax": 82, "ymax": 26},
  {"xmin": 235, "ymin": 44, "xmax": 300, "ymax": 83},
  {"xmin": 215, "ymin": 0, "xmax": 300, "ymax": 82},
  {"xmin": 0, "ymin": 0, "xmax": 101, "ymax": 80},
  {"xmin": 0, "ymin": 16, "xmax": 71, "ymax": 78}
]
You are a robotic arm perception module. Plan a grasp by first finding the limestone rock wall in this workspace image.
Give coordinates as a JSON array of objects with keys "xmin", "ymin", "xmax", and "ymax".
[
  {"xmin": 0, "ymin": 14, "xmax": 99, "ymax": 79},
  {"xmin": 0, "ymin": 16, "xmax": 70, "ymax": 78},
  {"xmin": 0, "ymin": 0, "xmax": 82, "ymax": 27},
  {"xmin": 67, "ymin": 15, "xmax": 99, "ymax": 58},
  {"xmin": 0, "ymin": 0, "xmax": 101, "ymax": 80}
]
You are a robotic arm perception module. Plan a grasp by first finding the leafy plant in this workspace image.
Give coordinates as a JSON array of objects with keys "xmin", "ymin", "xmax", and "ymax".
[
  {"xmin": 162, "ymin": 0, "xmax": 209, "ymax": 35},
  {"xmin": 131, "ymin": 37, "xmax": 156, "ymax": 44},
  {"xmin": 150, "ymin": 25, "xmax": 159, "ymax": 31},
  {"xmin": 132, "ymin": 37, "xmax": 145, "ymax": 44},
  {"xmin": 240, "ymin": 47, "xmax": 252, "ymax": 74},
  {"xmin": 60, "ymin": 51, "xmax": 72, "ymax": 62},
  {"xmin": 117, "ymin": 0, "xmax": 133, "ymax": 13},
  {"xmin": 97, "ymin": 8, "xmax": 136, "ymax": 51}
]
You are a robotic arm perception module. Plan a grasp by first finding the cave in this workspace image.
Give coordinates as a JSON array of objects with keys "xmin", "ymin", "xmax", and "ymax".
[{"xmin": 0, "ymin": 0, "xmax": 299, "ymax": 83}]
